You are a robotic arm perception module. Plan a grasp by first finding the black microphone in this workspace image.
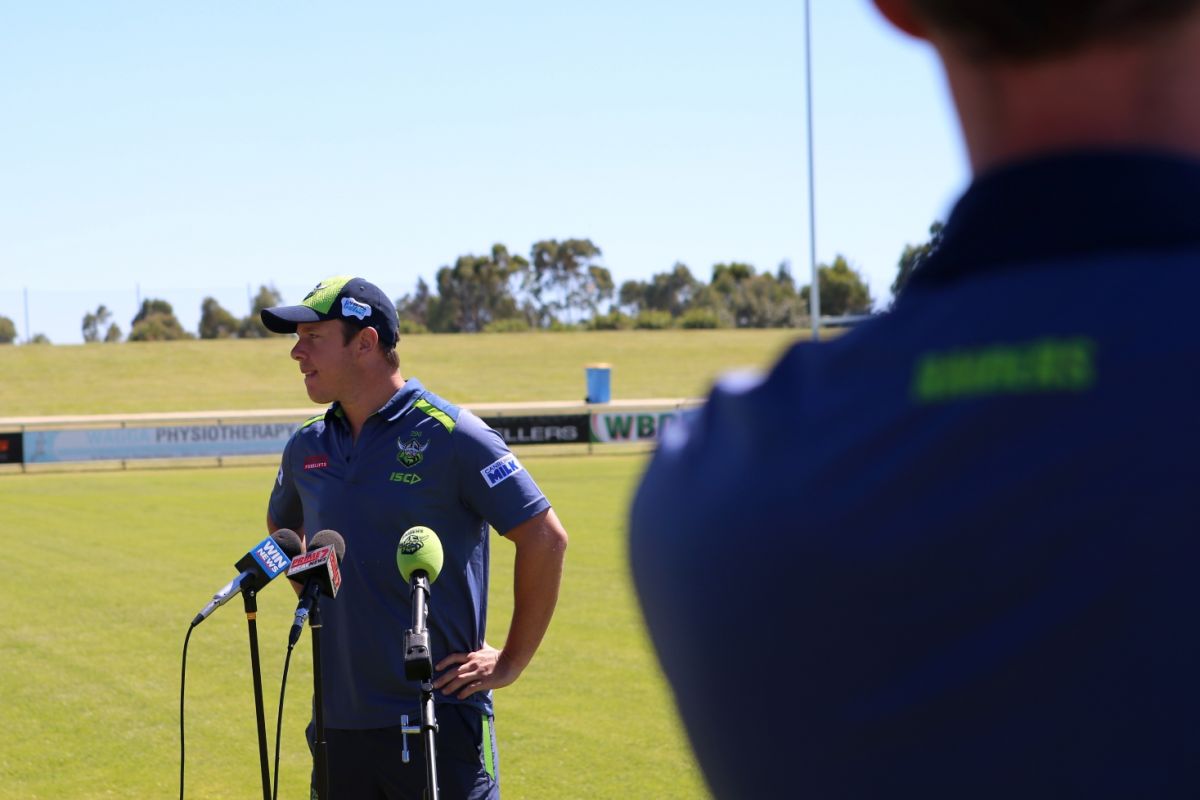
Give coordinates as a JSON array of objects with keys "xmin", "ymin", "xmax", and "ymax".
[
  {"xmin": 287, "ymin": 530, "xmax": 346, "ymax": 648},
  {"xmin": 395, "ymin": 527, "xmax": 444, "ymax": 680},
  {"xmin": 192, "ymin": 529, "xmax": 303, "ymax": 627}
]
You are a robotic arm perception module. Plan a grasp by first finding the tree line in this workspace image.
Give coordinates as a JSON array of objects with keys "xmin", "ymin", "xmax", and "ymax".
[
  {"xmin": 398, "ymin": 238, "xmax": 877, "ymax": 334},
  {"xmin": 0, "ymin": 225, "xmax": 943, "ymax": 343}
]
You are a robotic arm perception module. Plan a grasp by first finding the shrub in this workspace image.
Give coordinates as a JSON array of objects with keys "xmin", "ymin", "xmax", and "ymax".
[
  {"xmin": 129, "ymin": 314, "xmax": 194, "ymax": 341},
  {"xmin": 679, "ymin": 308, "xmax": 722, "ymax": 329},
  {"xmin": 589, "ymin": 310, "xmax": 634, "ymax": 331},
  {"xmin": 634, "ymin": 310, "xmax": 674, "ymax": 330},
  {"xmin": 398, "ymin": 318, "xmax": 429, "ymax": 335},
  {"xmin": 482, "ymin": 317, "xmax": 532, "ymax": 334}
]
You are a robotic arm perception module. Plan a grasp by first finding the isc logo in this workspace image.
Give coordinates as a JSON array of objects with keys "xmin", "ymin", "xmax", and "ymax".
[{"xmin": 390, "ymin": 472, "xmax": 422, "ymax": 485}]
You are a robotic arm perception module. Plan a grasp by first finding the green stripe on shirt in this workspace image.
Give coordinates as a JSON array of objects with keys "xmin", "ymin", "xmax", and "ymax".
[{"xmin": 414, "ymin": 398, "xmax": 456, "ymax": 432}]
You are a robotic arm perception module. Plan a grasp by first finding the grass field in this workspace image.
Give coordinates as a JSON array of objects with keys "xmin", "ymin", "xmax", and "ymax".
[
  {"xmin": 0, "ymin": 331, "xmax": 812, "ymax": 798},
  {"xmin": 0, "ymin": 455, "xmax": 699, "ymax": 799}
]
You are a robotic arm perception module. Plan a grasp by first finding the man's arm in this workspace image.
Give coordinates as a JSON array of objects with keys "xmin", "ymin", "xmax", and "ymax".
[
  {"xmin": 267, "ymin": 513, "xmax": 307, "ymax": 595},
  {"xmin": 266, "ymin": 513, "xmax": 306, "ymax": 542},
  {"xmin": 432, "ymin": 507, "xmax": 568, "ymax": 699}
]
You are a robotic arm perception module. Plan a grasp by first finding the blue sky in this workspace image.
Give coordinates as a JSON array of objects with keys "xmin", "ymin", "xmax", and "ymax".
[{"xmin": 0, "ymin": 1, "xmax": 968, "ymax": 344}]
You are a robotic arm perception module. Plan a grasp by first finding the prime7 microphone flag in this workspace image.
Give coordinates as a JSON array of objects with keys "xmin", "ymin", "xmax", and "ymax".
[{"xmin": 286, "ymin": 544, "xmax": 342, "ymax": 599}]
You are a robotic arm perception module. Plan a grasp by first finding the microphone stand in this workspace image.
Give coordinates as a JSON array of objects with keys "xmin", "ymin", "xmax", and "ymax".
[
  {"xmin": 401, "ymin": 572, "xmax": 440, "ymax": 800},
  {"xmin": 241, "ymin": 585, "xmax": 273, "ymax": 800},
  {"xmin": 310, "ymin": 601, "xmax": 330, "ymax": 800}
]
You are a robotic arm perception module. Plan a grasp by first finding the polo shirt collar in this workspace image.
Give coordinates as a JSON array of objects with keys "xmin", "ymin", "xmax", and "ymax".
[
  {"xmin": 381, "ymin": 378, "xmax": 426, "ymax": 421},
  {"xmin": 907, "ymin": 149, "xmax": 1200, "ymax": 291},
  {"xmin": 323, "ymin": 377, "xmax": 427, "ymax": 428}
]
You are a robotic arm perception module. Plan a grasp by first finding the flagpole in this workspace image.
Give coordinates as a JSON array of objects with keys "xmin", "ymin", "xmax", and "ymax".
[{"xmin": 805, "ymin": 0, "xmax": 821, "ymax": 340}]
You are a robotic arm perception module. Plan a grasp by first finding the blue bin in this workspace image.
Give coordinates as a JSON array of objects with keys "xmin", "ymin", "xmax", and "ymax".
[{"xmin": 585, "ymin": 363, "xmax": 612, "ymax": 404}]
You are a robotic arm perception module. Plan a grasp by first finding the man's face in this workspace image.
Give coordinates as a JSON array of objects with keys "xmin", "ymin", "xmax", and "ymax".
[{"xmin": 291, "ymin": 320, "xmax": 355, "ymax": 404}]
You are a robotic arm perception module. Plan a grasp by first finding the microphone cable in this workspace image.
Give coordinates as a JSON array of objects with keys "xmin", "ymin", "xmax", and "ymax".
[
  {"xmin": 179, "ymin": 620, "xmax": 198, "ymax": 800},
  {"xmin": 271, "ymin": 644, "xmax": 296, "ymax": 800}
]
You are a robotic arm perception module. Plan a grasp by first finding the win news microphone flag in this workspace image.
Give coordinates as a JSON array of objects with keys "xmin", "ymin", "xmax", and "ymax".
[
  {"xmin": 287, "ymin": 530, "xmax": 345, "ymax": 649},
  {"xmin": 192, "ymin": 529, "xmax": 303, "ymax": 627}
]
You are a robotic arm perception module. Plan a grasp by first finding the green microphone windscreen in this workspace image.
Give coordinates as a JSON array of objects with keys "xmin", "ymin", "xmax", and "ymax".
[{"xmin": 396, "ymin": 526, "xmax": 444, "ymax": 583}]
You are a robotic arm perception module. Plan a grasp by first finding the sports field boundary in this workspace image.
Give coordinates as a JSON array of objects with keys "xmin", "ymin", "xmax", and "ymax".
[
  {"xmin": 0, "ymin": 398, "xmax": 699, "ymax": 474},
  {"xmin": 0, "ymin": 397, "xmax": 695, "ymax": 427}
]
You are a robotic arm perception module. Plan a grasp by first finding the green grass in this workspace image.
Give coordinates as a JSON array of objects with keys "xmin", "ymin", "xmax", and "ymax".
[
  {"xmin": 0, "ymin": 329, "xmax": 815, "ymax": 797},
  {"xmin": 0, "ymin": 455, "xmax": 707, "ymax": 799},
  {"xmin": 491, "ymin": 454, "xmax": 705, "ymax": 798},
  {"xmin": 0, "ymin": 329, "xmax": 808, "ymax": 415}
]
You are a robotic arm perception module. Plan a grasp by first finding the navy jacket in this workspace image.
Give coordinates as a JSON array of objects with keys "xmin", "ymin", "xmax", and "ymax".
[{"xmin": 631, "ymin": 151, "xmax": 1200, "ymax": 797}]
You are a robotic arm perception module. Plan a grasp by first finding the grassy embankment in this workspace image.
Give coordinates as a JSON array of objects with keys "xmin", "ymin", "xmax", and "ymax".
[{"xmin": 0, "ymin": 328, "xmax": 808, "ymax": 415}]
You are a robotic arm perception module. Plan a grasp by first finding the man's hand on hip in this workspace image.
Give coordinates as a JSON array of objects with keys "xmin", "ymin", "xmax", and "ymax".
[{"xmin": 432, "ymin": 643, "xmax": 521, "ymax": 700}]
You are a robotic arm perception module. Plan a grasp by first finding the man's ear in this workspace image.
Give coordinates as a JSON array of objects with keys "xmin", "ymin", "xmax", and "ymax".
[
  {"xmin": 873, "ymin": 0, "xmax": 929, "ymax": 40},
  {"xmin": 355, "ymin": 325, "xmax": 380, "ymax": 356}
]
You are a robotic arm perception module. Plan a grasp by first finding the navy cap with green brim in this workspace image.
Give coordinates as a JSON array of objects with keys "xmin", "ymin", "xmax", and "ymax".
[{"xmin": 261, "ymin": 275, "xmax": 399, "ymax": 348}]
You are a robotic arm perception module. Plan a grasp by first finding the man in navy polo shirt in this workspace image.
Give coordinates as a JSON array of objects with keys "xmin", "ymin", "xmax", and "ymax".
[
  {"xmin": 631, "ymin": 1, "xmax": 1200, "ymax": 797},
  {"xmin": 262, "ymin": 276, "xmax": 568, "ymax": 799}
]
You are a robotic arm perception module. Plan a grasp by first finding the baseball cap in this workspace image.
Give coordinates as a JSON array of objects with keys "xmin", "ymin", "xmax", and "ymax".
[{"xmin": 261, "ymin": 275, "xmax": 399, "ymax": 348}]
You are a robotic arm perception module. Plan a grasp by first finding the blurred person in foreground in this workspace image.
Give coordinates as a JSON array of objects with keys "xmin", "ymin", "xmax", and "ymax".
[
  {"xmin": 263, "ymin": 276, "xmax": 567, "ymax": 799},
  {"xmin": 630, "ymin": 1, "xmax": 1200, "ymax": 796}
]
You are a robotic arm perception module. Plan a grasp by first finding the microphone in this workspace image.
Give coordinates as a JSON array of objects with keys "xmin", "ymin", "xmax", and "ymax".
[
  {"xmin": 192, "ymin": 529, "xmax": 303, "ymax": 627},
  {"xmin": 396, "ymin": 526, "xmax": 443, "ymax": 585},
  {"xmin": 396, "ymin": 527, "xmax": 444, "ymax": 679},
  {"xmin": 287, "ymin": 530, "xmax": 346, "ymax": 648}
]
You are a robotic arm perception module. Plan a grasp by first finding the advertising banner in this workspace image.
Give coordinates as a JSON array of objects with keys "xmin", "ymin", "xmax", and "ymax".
[
  {"xmin": 23, "ymin": 422, "xmax": 300, "ymax": 464},
  {"xmin": 0, "ymin": 432, "xmax": 23, "ymax": 464},
  {"xmin": 589, "ymin": 410, "xmax": 684, "ymax": 444},
  {"xmin": 481, "ymin": 415, "xmax": 590, "ymax": 446},
  {"xmin": 10, "ymin": 405, "xmax": 695, "ymax": 468}
]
